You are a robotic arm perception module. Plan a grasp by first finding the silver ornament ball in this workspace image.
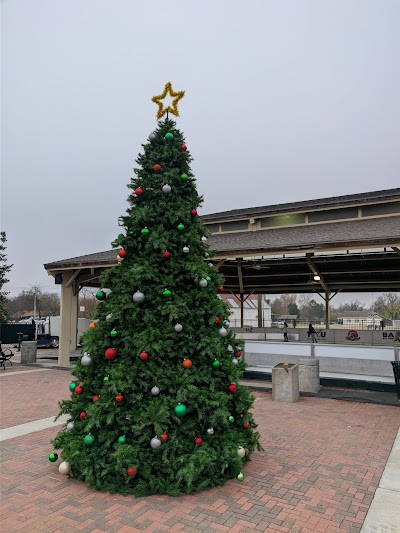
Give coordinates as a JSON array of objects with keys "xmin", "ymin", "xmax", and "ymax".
[
  {"xmin": 174, "ymin": 323, "xmax": 183, "ymax": 332},
  {"xmin": 133, "ymin": 291, "xmax": 145, "ymax": 303},
  {"xmin": 66, "ymin": 422, "xmax": 75, "ymax": 431},
  {"xmin": 150, "ymin": 437, "xmax": 161, "ymax": 449},
  {"xmin": 106, "ymin": 313, "xmax": 113, "ymax": 321},
  {"xmin": 237, "ymin": 446, "xmax": 246, "ymax": 459},
  {"xmin": 81, "ymin": 354, "xmax": 92, "ymax": 367},
  {"xmin": 182, "ymin": 245, "xmax": 190, "ymax": 254},
  {"xmin": 149, "ymin": 132, "xmax": 156, "ymax": 141},
  {"xmin": 151, "ymin": 386, "xmax": 160, "ymax": 396},
  {"xmin": 218, "ymin": 327, "xmax": 228, "ymax": 337},
  {"xmin": 201, "ymin": 236, "xmax": 207, "ymax": 243},
  {"xmin": 232, "ymin": 358, "xmax": 239, "ymax": 365},
  {"xmin": 162, "ymin": 184, "xmax": 171, "ymax": 193},
  {"xmin": 199, "ymin": 278, "xmax": 208, "ymax": 288},
  {"xmin": 59, "ymin": 461, "xmax": 71, "ymax": 475},
  {"xmin": 207, "ymin": 428, "xmax": 214, "ymax": 435}
]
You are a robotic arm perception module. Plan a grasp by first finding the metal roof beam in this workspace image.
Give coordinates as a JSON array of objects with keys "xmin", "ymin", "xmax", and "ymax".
[{"xmin": 306, "ymin": 254, "xmax": 330, "ymax": 292}]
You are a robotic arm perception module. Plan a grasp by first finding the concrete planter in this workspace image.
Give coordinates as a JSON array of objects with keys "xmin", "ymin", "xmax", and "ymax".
[
  {"xmin": 272, "ymin": 363, "xmax": 300, "ymax": 403},
  {"xmin": 20, "ymin": 341, "xmax": 37, "ymax": 364}
]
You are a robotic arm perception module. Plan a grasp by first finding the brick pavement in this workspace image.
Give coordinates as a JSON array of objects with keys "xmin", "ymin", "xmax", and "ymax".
[{"xmin": 0, "ymin": 366, "xmax": 399, "ymax": 533}]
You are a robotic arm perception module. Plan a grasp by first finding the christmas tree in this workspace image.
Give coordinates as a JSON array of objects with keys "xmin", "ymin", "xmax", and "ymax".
[{"xmin": 52, "ymin": 83, "xmax": 261, "ymax": 496}]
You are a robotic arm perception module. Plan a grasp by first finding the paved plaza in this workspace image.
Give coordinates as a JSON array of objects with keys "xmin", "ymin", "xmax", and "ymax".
[{"xmin": 0, "ymin": 365, "xmax": 399, "ymax": 533}]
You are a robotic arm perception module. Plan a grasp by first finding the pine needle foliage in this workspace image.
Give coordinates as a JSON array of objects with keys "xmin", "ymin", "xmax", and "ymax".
[{"xmin": 53, "ymin": 119, "xmax": 261, "ymax": 496}]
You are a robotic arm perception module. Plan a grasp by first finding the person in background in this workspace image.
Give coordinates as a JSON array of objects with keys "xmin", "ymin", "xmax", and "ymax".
[
  {"xmin": 283, "ymin": 321, "xmax": 289, "ymax": 342},
  {"xmin": 308, "ymin": 323, "xmax": 317, "ymax": 343}
]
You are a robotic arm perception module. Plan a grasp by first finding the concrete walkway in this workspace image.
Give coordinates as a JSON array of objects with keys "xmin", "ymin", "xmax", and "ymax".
[{"xmin": 361, "ymin": 429, "xmax": 400, "ymax": 533}]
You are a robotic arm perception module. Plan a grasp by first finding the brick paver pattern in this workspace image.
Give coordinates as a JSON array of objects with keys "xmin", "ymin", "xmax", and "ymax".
[{"xmin": 0, "ymin": 366, "xmax": 399, "ymax": 533}]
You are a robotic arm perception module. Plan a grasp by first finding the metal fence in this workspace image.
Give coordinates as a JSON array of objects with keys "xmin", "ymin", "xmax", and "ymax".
[{"xmin": 229, "ymin": 319, "xmax": 395, "ymax": 330}]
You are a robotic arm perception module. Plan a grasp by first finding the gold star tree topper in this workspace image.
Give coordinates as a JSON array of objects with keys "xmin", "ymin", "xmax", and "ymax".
[{"xmin": 152, "ymin": 82, "xmax": 185, "ymax": 120}]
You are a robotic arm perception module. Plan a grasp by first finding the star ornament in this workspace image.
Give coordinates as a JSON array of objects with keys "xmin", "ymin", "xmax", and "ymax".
[{"xmin": 152, "ymin": 82, "xmax": 185, "ymax": 120}]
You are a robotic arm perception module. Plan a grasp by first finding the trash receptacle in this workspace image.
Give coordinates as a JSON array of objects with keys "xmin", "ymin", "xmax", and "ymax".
[
  {"xmin": 272, "ymin": 363, "xmax": 300, "ymax": 403},
  {"xmin": 391, "ymin": 362, "xmax": 400, "ymax": 400},
  {"xmin": 21, "ymin": 341, "xmax": 37, "ymax": 364}
]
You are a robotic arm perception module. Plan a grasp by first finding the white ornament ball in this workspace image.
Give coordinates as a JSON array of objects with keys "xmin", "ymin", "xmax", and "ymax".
[
  {"xmin": 81, "ymin": 354, "xmax": 92, "ymax": 367},
  {"xmin": 183, "ymin": 245, "xmax": 190, "ymax": 254},
  {"xmin": 208, "ymin": 263, "xmax": 214, "ymax": 267},
  {"xmin": 66, "ymin": 422, "xmax": 75, "ymax": 431},
  {"xmin": 218, "ymin": 327, "xmax": 228, "ymax": 337},
  {"xmin": 237, "ymin": 446, "xmax": 246, "ymax": 459},
  {"xmin": 149, "ymin": 132, "xmax": 156, "ymax": 141},
  {"xmin": 228, "ymin": 345, "xmax": 233, "ymax": 352},
  {"xmin": 150, "ymin": 437, "xmax": 161, "ymax": 449},
  {"xmin": 199, "ymin": 278, "xmax": 208, "ymax": 288},
  {"xmin": 207, "ymin": 428, "xmax": 214, "ymax": 435},
  {"xmin": 151, "ymin": 386, "xmax": 160, "ymax": 396},
  {"xmin": 174, "ymin": 323, "xmax": 183, "ymax": 332},
  {"xmin": 59, "ymin": 461, "xmax": 71, "ymax": 475},
  {"xmin": 162, "ymin": 184, "xmax": 171, "ymax": 193},
  {"xmin": 106, "ymin": 313, "xmax": 113, "ymax": 321},
  {"xmin": 201, "ymin": 236, "xmax": 207, "ymax": 243},
  {"xmin": 133, "ymin": 291, "xmax": 145, "ymax": 303},
  {"xmin": 232, "ymin": 358, "xmax": 238, "ymax": 365}
]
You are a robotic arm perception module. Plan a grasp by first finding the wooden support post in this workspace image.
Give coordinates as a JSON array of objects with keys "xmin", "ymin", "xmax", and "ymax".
[
  {"xmin": 258, "ymin": 294, "xmax": 262, "ymax": 327},
  {"xmin": 59, "ymin": 274, "xmax": 79, "ymax": 366},
  {"xmin": 325, "ymin": 290, "xmax": 331, "ymax": 330}
]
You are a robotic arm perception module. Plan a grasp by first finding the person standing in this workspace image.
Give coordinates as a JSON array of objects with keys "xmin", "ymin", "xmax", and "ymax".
[
  {"xmin": 308, "ymin": 323, "xmax": 317, "ymax": 343},
  {"xmin": 283, "ymin": 321, "xmax": 289, "ymax": 342}
]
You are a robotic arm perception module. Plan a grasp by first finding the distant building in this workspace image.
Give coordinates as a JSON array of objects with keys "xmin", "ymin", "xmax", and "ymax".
[
  {"xmin": 219, "ymin": 294, "xmax": 272, "ymax": 327},
  {"xmin": 338, "ymin": 311, "xmax": 389, "ymax": 329},
  {"xmin": 273, "ymin": 314, "xmax": 299, "ymax": 327}
]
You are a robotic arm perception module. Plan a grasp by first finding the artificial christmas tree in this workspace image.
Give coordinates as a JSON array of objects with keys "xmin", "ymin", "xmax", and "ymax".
[{"xmin": 52, "ymin": 84, "xmax": 261, "ymax": 496}]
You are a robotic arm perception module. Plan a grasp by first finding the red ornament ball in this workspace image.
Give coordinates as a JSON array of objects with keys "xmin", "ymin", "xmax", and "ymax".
[
  {"xmin": 243, "ymin": 422, "xmax": 250, "ymax": 429},
  {"xmin": 134, "ymin": 187, "xmax": 143, "ymax": 196},
  {"xmin": 153, "ymin": 164, "xmax": 161, "ymax": 172},
  {"xmin": 235, "ymin": 351, "xmax": 242, "ymax": 358},
  {"xmin": 191, "ymin": 209, "xmax": 198, "ymax": 216},
  {"xmin": 139, "ymin": 351, "xmax": 149, "ymax": 361},
  {"xmin": 75, "ymin": 385, "xmax": 83, "ymax": 395},
  {"xmin": 228, "ymin": 383, "xmax": 237, "ymax": 393},
  {"xmin": 160, "ymin": 433, "xmax": 169, "ymax": 442},
  {"xmin": 105, "ymin": 348, "xmax": 117, "ymax": 361},
  {"xmin": 92, "ymin": 395, "xmax": 100, "ymax": 403},
  {"xmin": 115, "ymin": 394, "xmax": 124, "ymax": 403},
  {"xmin": 182, "ymin": 144, "xmax": 187, "ymax": 151},
  {"xmin": 215, "ymin": 317, "xmax": 220, "ymax": 325},
  {"xmin": 182, "ymin": 358, "xmax": 193, "ymax": 369},
  {"xmin": 194, "ymin": 437, "xmax": 203, "ymax": 446},
  {"xmin": 118, "ymin": 249, "xmax": 127, "ymax": 258},
  {"xmin": 162, "ymin": 250, "xmax": 171, "ymax": 259},
  {"xmin": 218, "ymin": 286, "xmax": 224, "ymax": 293},
  {"xmin": 80, "ymin": 412, "xmax": 87, "ymax": 420},
  {"xmin": 127, "ymin": 467, "xmax": 137, "ymax": 477}
]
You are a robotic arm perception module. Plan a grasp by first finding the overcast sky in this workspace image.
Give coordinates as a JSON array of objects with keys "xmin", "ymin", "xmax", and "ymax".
[{"xmin": 1, "ymin": 0, "xmax": 399, "ymax": 305}]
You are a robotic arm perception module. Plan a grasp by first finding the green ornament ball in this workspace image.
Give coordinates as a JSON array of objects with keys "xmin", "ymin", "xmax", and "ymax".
[
  {"xmin": 84, "ymin": 434, "xmax": 95, "ymax": 446},
  {"xmin": 103, "ymin": 376, "xmax": 110, "ymax": 384},
  {"xmin": 165, "ymin": 132, "xmax": 173, "ymax": 139},
  {"xmin": 110, "ymin": 329, "xmax": 117, "ymax": 337},
  {"xmin": 228, "ymin": 416, "xmax": 234, "ymax": 423},
  {"xmin": 163, "ymin": 288, "xmax": 172, "ymax": 297},
  {"xmin": 118, "ymin": 233, "xmax": 124, "ymax": 239},
  {"xmin": 141, "ymin": 227, "xmax": 150, "ymax": 236},
  {"xmin": 69, "ymin": 382, "xmax": 77, "ymax": 392},
  {"xmin": 237, "ymin": 472, "xmax": 244, "ymax": 482},
  {"xmin": 118, "ymin": 435, "xmax": 127, "ymax": 444},
  {"xmin": 177, "ymin": 223, "xmax": 185, "ymax": 231},
  {"xmin": 205, "ymin": 252, "xmax": 210, "ymax": 258},
  {"xmin": 206, "ymin": 276, "xmax": 211, "ymax": 282},
  {"xmin": 96, "ymin": 290, "xmax": 106, "ymax": 301},
  {"xmin": 48, "ymin": 452, "xmax": 58, "ymax": 463},
  {"xmin": 174, "ymin": 403, "xmax": 187, "ymax": 417},
  {"xmin": 180, "ymin": 173, "xmax": 188, "ymax": 181},
  {"xmin": 212, "ymin": 360, "xmax": 221, "ymax": 369}
]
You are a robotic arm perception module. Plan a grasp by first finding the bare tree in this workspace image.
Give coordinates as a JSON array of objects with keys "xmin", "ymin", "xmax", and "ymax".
[{"xmin": 372, "ymin": 293, "xmax": 400, "ymax": 320}]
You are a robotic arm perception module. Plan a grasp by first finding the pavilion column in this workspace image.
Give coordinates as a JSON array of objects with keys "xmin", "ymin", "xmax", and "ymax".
[
  {"xmin": 59, "ymin": 275, "xmax": 78, "ymax": 367},
  {"xmin": 325, "ymin": 290, "xmax": 331, "ymax": 330},
  {"xmin": 240, "ymin": 295, "xmax": 244, "ymax": 327}
]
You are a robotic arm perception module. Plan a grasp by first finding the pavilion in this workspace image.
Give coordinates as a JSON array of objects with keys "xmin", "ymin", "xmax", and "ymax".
[{"xmin": 44, "ymin": 188, "xmax": 400, "ymax": 366}]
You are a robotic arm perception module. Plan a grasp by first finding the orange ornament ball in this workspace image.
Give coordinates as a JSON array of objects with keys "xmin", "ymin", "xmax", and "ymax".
[
  {"xmin": 89, "ymin": 322, "xmax": 96, "ymax": 330},
  {"xmin": 182, "ymin": 358, "xmax": 193, "ymax": 369}
]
